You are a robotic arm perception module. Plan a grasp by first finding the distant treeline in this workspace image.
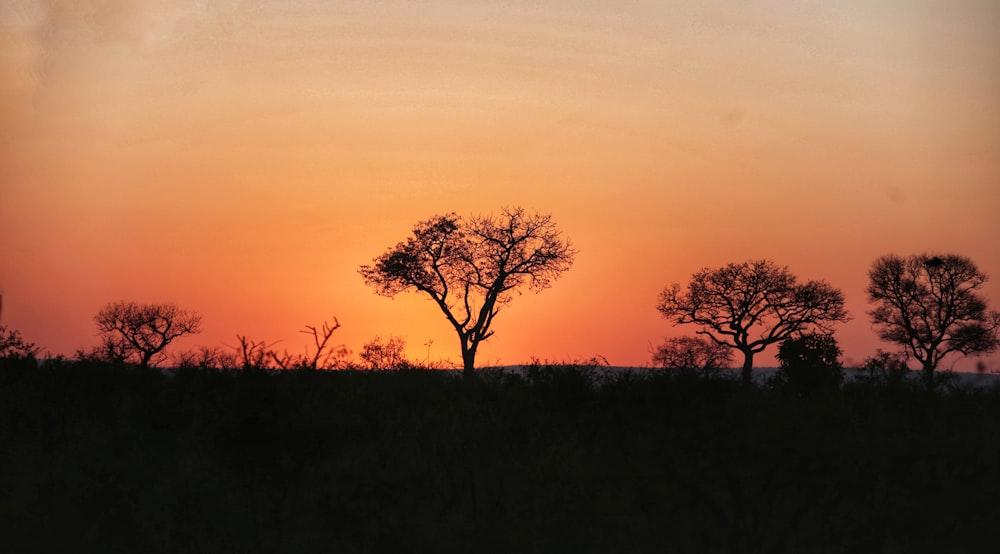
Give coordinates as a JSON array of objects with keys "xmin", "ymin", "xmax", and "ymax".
[{"xmin": 2, "ymin": 358, "xmax": 999, "ymax": 553}]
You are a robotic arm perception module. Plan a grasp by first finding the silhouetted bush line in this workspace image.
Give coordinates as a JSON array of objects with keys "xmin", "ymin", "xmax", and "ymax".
[{"xmin": 2, "ymin": 359, "xmax": 1000, "ymax": 553}]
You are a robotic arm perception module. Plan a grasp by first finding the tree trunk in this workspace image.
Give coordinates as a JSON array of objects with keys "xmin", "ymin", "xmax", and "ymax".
[
  {"xmin": 741, "ymin": 351, "xmax": 754, "ymax": 387},
  {"xmin": 461, "ymin": 339, "xmax": 477, "ymax": 378},
  {"xmin": 922, "ymin": 360, "xmax": 936, "ymax": 390}
]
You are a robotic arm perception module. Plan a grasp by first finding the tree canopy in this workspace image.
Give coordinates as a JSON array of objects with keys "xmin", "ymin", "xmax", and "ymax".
[
  {"xmin": 657, "ymin": 259, "xmax": 849, "ymax": 385},
  {"xmin": 95, "ymin": 301, "xmax": 202, "ymax": 368},
  {"xmin": 867, "ymin": 253, "xmax": 1000, "ymax": 388},
  {"xmin": 360, "ymin": 207, "xmax": 575, "ymax": 376}
]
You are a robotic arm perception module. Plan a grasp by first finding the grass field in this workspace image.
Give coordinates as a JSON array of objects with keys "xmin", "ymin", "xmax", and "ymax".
[{"xmin": 2, "ymin": 359, "xmax": 999, "ymax": 553}]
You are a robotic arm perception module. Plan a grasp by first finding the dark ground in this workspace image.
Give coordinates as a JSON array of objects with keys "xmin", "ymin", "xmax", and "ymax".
[{"xmin": 2, "ymin": 359, "xmax": 999, "ymax": 553}]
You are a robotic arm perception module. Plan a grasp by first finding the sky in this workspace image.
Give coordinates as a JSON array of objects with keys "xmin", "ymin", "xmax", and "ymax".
[{"xmin": 2, "ymin": 0, "xmax": 999, "ymax": 370}]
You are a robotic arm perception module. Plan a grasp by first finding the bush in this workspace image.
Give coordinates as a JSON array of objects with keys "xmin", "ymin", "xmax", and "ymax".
[
  {"xmin": 0, "ymin": 326, "xmax": 39, "ymax": 361},
  {"xmin": 651, "ymin": 336, "xmax": 732, "ymax": 379},
  {"xmin": 771, "ymin": 332, "xmax": 844, "ymax": 394},
  {"xmin": 852, "ymin": 350, "xmax": 913, "ymax": 389}
]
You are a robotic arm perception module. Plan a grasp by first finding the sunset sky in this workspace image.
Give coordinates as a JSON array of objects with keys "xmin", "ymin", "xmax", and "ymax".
[{"xmin": 2, "ymin": 0, "xmax": 999, "ymax": 370}]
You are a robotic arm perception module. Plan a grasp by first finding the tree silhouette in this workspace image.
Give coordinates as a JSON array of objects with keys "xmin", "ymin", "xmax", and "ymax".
[
  {"xmin": 0, "ymin": 326, "xmax": 40, "ymax": 361},
  {"xmin": 174, "ymin": 345, "xmax": 238, "ymax": 370},
  {"xmin": 95, "ymin": 301, "xmax": 202, "ymax": 368},
  {"xmin": 360, "ymin": 207, "xmax": 575, "ymax": 377},
  {"xmin": 657, "ymin": 260, "xmax": 849, "ymax": 386},
  {"xmin": 867, "ymin": 253, "xmax": 1000, "ymax": 388},
  {"xmin": 359, "ymin": 335, "xmax": 409, "ymax": 369},
  {"xmin": 771, "ymin": 332, "xmax": 844, "ymax": 394},
  {"xmin": 233, "ymin": 334, "xmax": 275, "ymax": 370},
  {"xmin": 651, "ymin": 336, "xmax": 733, "ymax": 378},
  {"xmin": 264, "ymin": 318, "xmax": 348, "ymax": 370}
]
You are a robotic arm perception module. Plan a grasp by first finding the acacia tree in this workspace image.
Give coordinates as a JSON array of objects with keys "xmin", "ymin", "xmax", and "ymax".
[
  {"xmin": 657, "ymin": 259, "xmax": 849, "ymax": 386},
  {"xmin": 867, "ymin": 253, "xmax": 1000, "ymax": 388},
  {"xmin": 652, "ymin": 336, "xmax": 733, "ymax": 377},
  {"xmin": 95, "ymin": 301, "xmax": 202, "ymax": 368},
  {"xmin": 360, "ymin": 207, "xmax": 575, "ymax": 377}
]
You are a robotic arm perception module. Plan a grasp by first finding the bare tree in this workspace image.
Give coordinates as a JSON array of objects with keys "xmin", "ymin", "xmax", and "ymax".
[
  {"xmin": 95, "ymin": 301, "xmax": 202, "ymax": 368},
  {"xmin": 657, "ymin": 260, "xmax": 849, "ymax": 386},
  {"xmin": 652, "ymin": 336, "xmax": 733, "ymax": 378},
  {"xmin": 867, "ymin": 253, "xmax": 1000, "ymax": 388},
  {"xmin": 265, "ymin": 318, "xmax": 347, "ymax": 370},
  {"xmin": 233, "ymin": 334, "xmax": 274, "ymax": 370},
  {"xmin": 360, "ymin": 207, "xmax": 576, "ymax": 377},
  {"xmin": 296, "ymin": 318, "xmax": 347, "ymax": 370}
]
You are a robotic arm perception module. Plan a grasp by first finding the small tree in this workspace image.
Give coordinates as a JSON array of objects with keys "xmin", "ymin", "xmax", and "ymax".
[
  {"xmin": 359, "ymin": 335, "xmax": 409, "ymax": 369},
  {"xmin": 174, "ymin": 346, "xmax": 238, "ymax": 370},
  {"xmin": 771, "ymin": 332, "xmax": 844, "ymax": 394},
  {"xmin": 267, "ymin": 318, "xmax": 348, "ymax": 370},
  {"xmin": 360, "ymin": 207, "xmax": 575, "ymax": 377},
  {"xmin": 652, "ymin": 336, "xmax": 732, "ymax": 378},
  {"xmin": 232, "ymin": 334, "xmax": 275, "ymax": 370},
  {"xmin": 657, "ymin": 260, "xmax": 849, "ymax": 386},
  {"xmin": 853, "ymin": 349, "xmax": 912, "ymax": 389},
  {"xmin": 867, "ymin": 253, "xmax": 1000, "ymax": 388},
  {"xmin": 297, "ymin": 318, "xmax": 347, "ymax": 370},
  {"xmin": 0, "ymin": 326, "xmax": 40, "ymax": 361},
  {"xmin": 95, "ymin": 301, "xmax": 202, "ymax": 368}
]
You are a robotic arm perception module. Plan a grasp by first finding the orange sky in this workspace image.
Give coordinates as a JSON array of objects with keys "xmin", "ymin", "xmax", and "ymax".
[{"xmin": 2, "ymin": 0, "xmax": 999, "ymax": 370}]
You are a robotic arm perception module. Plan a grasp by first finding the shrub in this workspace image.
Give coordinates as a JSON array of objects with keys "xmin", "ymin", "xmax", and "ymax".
[
  {"xmin": 771, "ymin": 332, "xmax": 844, "ymax": 394},
  {"xmin": 852, "ymin": 349, "xmax": 912, "ymax": 389}
]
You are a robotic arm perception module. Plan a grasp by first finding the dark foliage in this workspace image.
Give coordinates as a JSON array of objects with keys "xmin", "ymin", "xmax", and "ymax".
[
  {"xmin": 2, "ymin": 360, "xmax": 999, "ymax": 553},
  {"xmin": 0, "ymin": 325, "xmax": 40, "ymax": 361},
  {"xmin": 651, "ymin": 336, "xmax": 733, "ymax": 378},
  {"xmin": 851, "ymin": 349, "xmax": 914, "ymax": 390},
  {"xmin": 770, "ymin": 332, "xmax": 844, "ymax": 395},
  {"xmin": 359, "ymin": 335, "xmax": 409, "ymax": 370}
]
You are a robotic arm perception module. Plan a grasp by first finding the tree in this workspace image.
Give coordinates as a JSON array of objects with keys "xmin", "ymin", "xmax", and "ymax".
[
  {"xmin": 657, "ymin": 260, "xmax": 849, "ymax": 386},
  {"xmin": 771, "ymin": 332, "xmax": 844, "ymax": 394},
  {"xmin": 95, "ymin": 301, "xmax": 202, "ymax": 368},
  {"xmin": 360, "ymin": 207, "xmax": 575, "ymax": 377},
  {"xmin": 175, "ymin": 346, "xmax": 238, "ymax": 370},
  {"xmin": 268, "ymin": 318, "xmax": 348, "ymax": 370},
  {"xmin": 867, "ymin": 253, "xmax": 1000, "ymax": 388},
  {"xmin": 0, "ymin": 326, "xmax": 40, "ymax": 361},
  {"xmin": 853, "ymin": 349, "xmax": 912, "ymax": 389},
  {"xmin": 232, "ymin": 334, "xmax": 275, "ymax": 370},
  {"xmin": 359, "ymin": 335, "xmax": 409, "ymax": 369},
  {"xmin": 651, "ymin": 336, "xmax": 733, "ymax": 378},
  {"xmin": 294, "ymin": 318, "xmax": 347, "ymax": 370}
]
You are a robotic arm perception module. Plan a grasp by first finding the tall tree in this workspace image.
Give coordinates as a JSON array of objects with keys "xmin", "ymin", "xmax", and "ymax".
[
  {"xmin": 657, "ymin": 259, "xmax": 849, "ymax": 386},
  {"xmin": 360, "ymin": 207, "xmax": 575, "ymax": 377},
  {"xmin": 95, "ymin": 301, "xmax": 202, "ymax": 368},
  {"xmin": 867, "ymin": 253, "xmax": 1000, "ymax": 388}
]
